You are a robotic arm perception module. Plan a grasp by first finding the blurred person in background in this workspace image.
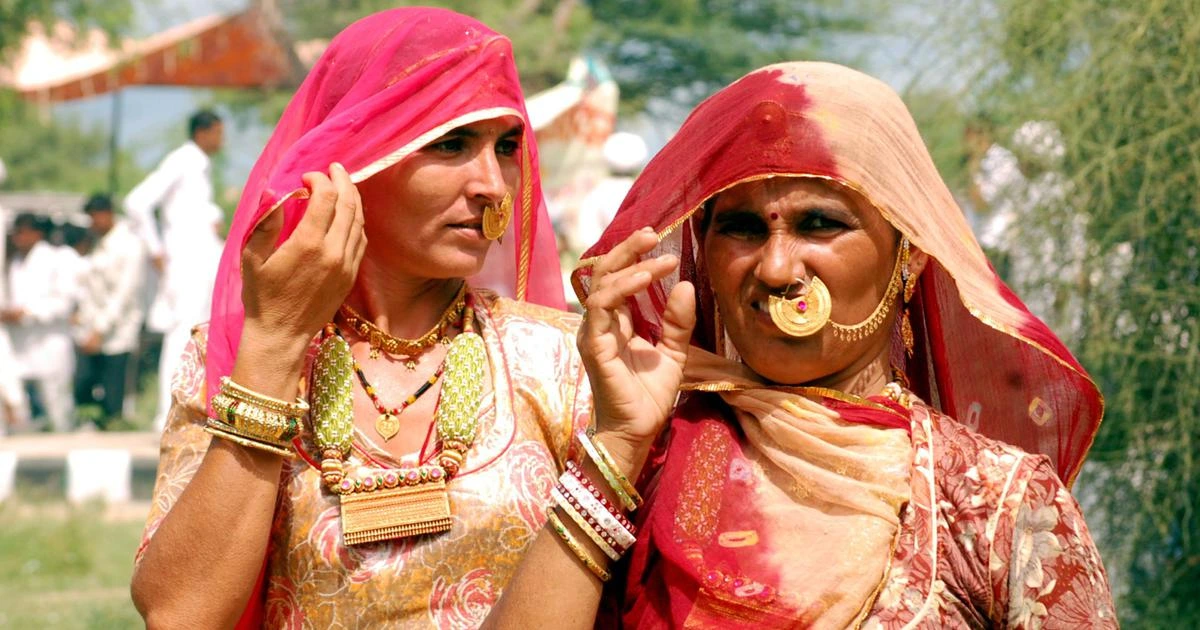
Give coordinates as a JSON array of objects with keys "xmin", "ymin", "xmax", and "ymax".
[
  {"xmin": 55, "ymin": 221, "xmax": 92, "ymax": 311},
  {"xmin": 0, "ymin": 158, "xmax": 31, "ymax": 434},
  {"xmin": 570, "ymin": 131, "xmax": 648, "ymax": 255},
  {"xmin": 123, "ymin": 109, "xmax": 226, "ymax": 431},
  {"xmin": 74, "ymin": 194, "xmax": 145, "ymax": 429},
  {"xmin": 2, "ymin": 212, "xmax": 76, "ymax": 431},
  {"xmin": 60, "ymin": 223, "xmax": 95, "ymax": 258}
]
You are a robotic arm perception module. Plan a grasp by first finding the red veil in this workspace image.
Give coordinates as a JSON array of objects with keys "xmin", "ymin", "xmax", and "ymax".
[
  {"xmin": 201, "ymin": 9, "xmax": 564, "ymax": 626},
  {"xmin": 573, "ymin": 62, "xmax": 1103, "ymax": 627},
  {"xmin": 573, "ymin": 61, "xmax": 1101, "ymax": 486}
]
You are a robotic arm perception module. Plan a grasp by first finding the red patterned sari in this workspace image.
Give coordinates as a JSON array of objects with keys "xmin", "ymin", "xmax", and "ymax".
[{"xmin": 574, "ymin": 62, "xmax": 1115, "ymax": 628}]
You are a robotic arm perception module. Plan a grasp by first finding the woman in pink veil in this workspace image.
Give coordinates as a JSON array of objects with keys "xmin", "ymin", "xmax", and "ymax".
[{"xmin": 132, "ymin": 9, "xmax": 587, "ymax": 628}]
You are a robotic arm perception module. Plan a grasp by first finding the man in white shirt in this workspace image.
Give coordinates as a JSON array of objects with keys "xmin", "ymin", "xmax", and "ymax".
[
  {"xmin": 124, "ymin": 109, "xmax": 226, "ymax": 431},
  {"xmin": 74, "ymin": 194, "xmax": 145, "ymax": 427},
  {"xmin": 0, "ymin": 159, "xmax": 31, "ymax": 433},
  {"xmin": 2, "ymin": 213, "xmax": 77, "ymax": 431}
]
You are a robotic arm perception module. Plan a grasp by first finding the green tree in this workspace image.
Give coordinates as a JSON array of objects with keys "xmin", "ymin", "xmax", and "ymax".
[
  {"xmin": 964, "ymin": 1, "xmax": 1200, "ymax": 625},
  {"xmin": 585, "ymin": 0, "xmax": 868, "ymax": 113},
  {"xmin": 279, "ymin": 0, "xmax": 593, "ymax": 94},
  {"xmin": 228, "ymin": 0, "xmax": 873, "ymax": 123},
  {"xmin": 0, "ymin": 0, "xmax": 133, "ymax": 61},
  {"xmin": 0, "ymin": 0, "xmax": 138, "ymax": 194},
  {"xmin": 0, "ymin": 91, "xmax": 142, "ymax": 193}
]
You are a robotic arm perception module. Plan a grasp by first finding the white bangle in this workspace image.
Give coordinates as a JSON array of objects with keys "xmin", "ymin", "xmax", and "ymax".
[
  {"xmin": 552, "ymin": 487, "xmax": 622, "ymax": 560},
  {"xmin": 560, "ymin": 471, "xmax": 637, "ymax": 549}
]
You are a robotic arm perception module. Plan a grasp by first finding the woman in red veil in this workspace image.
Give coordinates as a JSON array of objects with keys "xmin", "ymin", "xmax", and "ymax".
[
  {"xmin": 489, "ymin": 62, "xmax": 1116, "ymax": 628},
  {"xmin": 132, "ymin": 9, "xmax": 588, "ymax": 628}
]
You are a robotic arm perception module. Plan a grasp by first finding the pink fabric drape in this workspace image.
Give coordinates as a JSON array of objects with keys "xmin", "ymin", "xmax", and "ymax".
[
  {"xmin": 206, "ymin": 7, "xmax": 564, "ymax": 417},
  {"xmin": 200, "ymin": 9, "xmax": 564, "ymax": 627}
]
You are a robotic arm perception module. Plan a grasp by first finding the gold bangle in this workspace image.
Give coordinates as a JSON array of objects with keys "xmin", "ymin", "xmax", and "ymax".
[
  {"xmin": 240, "ymin": 401, "xmax": 295, "ymax": 443},
  {"xmin": 547, "ymin": 509, "xmax": 611, "ymax": 582},
  {"xmin": 220, "ymin": 376, "xmax": 310, "ymax": 417},
  {"xmin": 578, "ymin": 432, "xmax": 642, "ymax": 511},
  {"xmin": 592, "ymin": 439, "xmax": 642, "ymax": 508},
  {"xmin": 213, "ymin": 394, "xmax": 300, "ymax": 443},
  {"xmin": 205, "ymin": 420, "xmax": 294, "ymax": 458}
]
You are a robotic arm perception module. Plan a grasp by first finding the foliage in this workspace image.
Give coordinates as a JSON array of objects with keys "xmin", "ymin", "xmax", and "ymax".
[
  {"xmin": 960, "ymin": 0, "xmax": 1200, "ymax": 625},
  {"xmin": 281, "ymin": 0, "xmax": 593, "ymax": 93},
  {"xmin": 0, "ymin": 91, "xmax": 142, "ymax": 194},
  {"xmin": 226, "ymin": 0, "xmax": 872, "ymax": 124},
  {"xmin": 0, "ymin": 0, "xmax": 133, "ymax": 61},
  {"xmin": 585, "ymin": 0, "xmax": 869, "ymax": 113}
]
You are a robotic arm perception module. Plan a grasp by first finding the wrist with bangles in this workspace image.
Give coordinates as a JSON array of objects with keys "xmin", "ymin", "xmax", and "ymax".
[
  {"xmin": 546, "ymin": 429, "xmax": 645, "ymax": 582},
  {"xmin": 205, "ymin": 376, "xmax": 309, "ymax": 457}
]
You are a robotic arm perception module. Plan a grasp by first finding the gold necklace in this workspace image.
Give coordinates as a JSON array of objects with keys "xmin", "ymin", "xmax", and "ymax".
[
  {"xmin": 338, "ymin": 283, "xmax": 467, "ymax": 367},
  {"xmin": 312, "ymin": 296, "xmax": 487, "ymax": 545}
]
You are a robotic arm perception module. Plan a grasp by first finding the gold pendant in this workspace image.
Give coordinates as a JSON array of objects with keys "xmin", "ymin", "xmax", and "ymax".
[
  {"xmin": 339, "ymin": 478, "xmax": 453, "ymax": 545},
  {"xmin": 483, "ymin": 192, "xmax": 513, "ymax": 240},
  {"xmin": 375, "ymin": 413, "xmax": 400, "ymax": 442},
  {"xmin": 404, "ymin": 359, "xmax": 417, "ymax": 371},
  {"xmin": 767, "ymin": 276, "xmax": 832, "ymax": 338}
]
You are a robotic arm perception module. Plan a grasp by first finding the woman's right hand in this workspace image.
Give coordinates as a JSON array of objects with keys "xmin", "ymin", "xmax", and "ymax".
[
  {"xmin": 239, "ymin": 163, "xmax": 366, "ymax": 356},
  {"xmin": 578, "ymin": 227, "xmax": 696, "ymax": 476}
]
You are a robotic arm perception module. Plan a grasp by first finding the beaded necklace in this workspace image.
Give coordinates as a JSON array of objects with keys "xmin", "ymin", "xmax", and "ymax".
[
  {"xmin": 312, "ymin": 294, "xmax": 486, "ymax": 545},
  {"xmin": 337, "ymin": 282, "xmax": 467, "ymax": 367},
  {"xmin": 332, "ymin": 320, "xmax": 454, "ymax": 442}
]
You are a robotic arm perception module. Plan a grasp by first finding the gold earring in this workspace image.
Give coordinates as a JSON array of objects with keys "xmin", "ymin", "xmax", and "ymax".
[
  {"xmin": 483, "ymin": 192, "xmax": 513, "ymax": 241},
  {"xmin": 767, "ymin": 276, "xmax": 832, "ymax": 338},
  {"xmin": 899, "ymin": 238, "xmax": 916, "ymax": 357}
]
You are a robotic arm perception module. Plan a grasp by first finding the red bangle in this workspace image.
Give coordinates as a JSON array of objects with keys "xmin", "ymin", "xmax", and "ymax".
[{"xmin": 566, "ymin": 460, "xmax": 636, "ymax": 534}]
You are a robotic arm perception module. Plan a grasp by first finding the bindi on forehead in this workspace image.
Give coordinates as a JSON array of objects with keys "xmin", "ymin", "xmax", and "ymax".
[{"xmin": 769, "ymin": 212, "xmax": 780, "ymax": 220}]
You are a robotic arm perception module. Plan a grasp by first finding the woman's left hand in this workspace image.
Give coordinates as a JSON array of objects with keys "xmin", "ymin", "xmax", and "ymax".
[{"xmin": 578, "ymin": 227, "xmax": 696, "ymax": 477}]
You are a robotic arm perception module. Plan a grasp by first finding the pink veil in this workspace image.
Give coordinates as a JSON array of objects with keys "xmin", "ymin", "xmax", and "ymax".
[{"xmin": 205, "ymin": 8, "xmax": 564, "ymax": 416}]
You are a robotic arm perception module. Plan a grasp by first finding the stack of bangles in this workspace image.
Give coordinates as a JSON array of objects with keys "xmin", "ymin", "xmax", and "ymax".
[
  {"xmin": 205, "ymin": 376, "xmax": 308, "ymax": 457},
  {"xmin": 548, "ymin": 431, "xmax": 643, "ymax": 582}
]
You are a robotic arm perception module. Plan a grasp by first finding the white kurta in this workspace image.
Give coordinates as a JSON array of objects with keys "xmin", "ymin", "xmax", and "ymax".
[
  {"xmin": 0, "ymin": 205, "xmax": 29, "ymax": 429},
  {"xmin": 123, "ymin": 140, "xmax": 224, "ymax": 333},
  {"xmin": 6, "ymin": 240, "xmax": 76, "ymax": 430},
  {"xmin": 124, "ymin": 140, "xmax": 224, "ymax": 430}
]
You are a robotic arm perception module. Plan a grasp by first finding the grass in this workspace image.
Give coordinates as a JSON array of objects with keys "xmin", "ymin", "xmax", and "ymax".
[{"xmin": 0, "ymin": 502, "xmax": 146, "ymax": 629}]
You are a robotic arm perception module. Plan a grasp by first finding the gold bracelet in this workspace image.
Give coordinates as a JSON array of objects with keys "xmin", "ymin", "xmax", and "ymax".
[
  {"xmin": 214, "ymin": 393, "xmax": 301, "ymax": 443},
  {"xmin": 220, "ymin": 376, "xmax": 310, "ymax": 417},
  {"xmin": 547, "ymin": 509, "xmax": 611, "ymax": 582},
  {"xmin": 577, "ymin": 432, "xmax": 641, "ymax": 511},
  {"xmin": 241, "ymin": 399, "xmax": 296, "ymax": 443},
  {"xmin": 593, "ymin": 439, "xmax": 642, "ymax": 509},
  {"xmin": 212, "ymin": 394, "xmax": 299, "ymax": 444},
  {"xmin": 205, "ymin": 420, "xmax": 295, "ymax": 458}
]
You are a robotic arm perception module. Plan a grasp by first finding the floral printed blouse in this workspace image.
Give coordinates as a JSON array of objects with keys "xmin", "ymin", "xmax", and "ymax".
[
  {"xmin": 862, "ymin": 403, "xmax": 1117, "ymax": 628},
  {"xmin": 135, "ymin": 293, "xmax": 591, "ymax": 628}
]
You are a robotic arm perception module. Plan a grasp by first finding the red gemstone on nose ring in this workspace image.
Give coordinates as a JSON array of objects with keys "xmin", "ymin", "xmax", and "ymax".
[{"xmin": 796, "ymin": 301, "xmax": 808, "ymax": 312}]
